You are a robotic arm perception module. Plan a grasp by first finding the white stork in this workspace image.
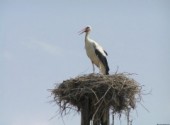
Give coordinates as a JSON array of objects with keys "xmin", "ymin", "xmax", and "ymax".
[{"xmin": 79, "ymin": 26, "xmax": 109, "ymax": 75}]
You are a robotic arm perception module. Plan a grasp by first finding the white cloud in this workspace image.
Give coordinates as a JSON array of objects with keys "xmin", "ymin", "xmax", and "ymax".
[
  {"xmin": 2, "ymin": 51, "xmax": 15, "ymax": 61},
  {"xmin": 33, "ymin": 41, "xmax": 62, "ymax": 56},
  {"xmin": 22, "ymin": 40, "xmax": 63, "ymax": 56}
]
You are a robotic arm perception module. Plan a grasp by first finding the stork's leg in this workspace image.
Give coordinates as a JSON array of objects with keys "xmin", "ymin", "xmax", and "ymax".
[
  {"xmin": 99, "ymin": 64, "xmax": 102, "ymax": 74},
  {"xmin": 91, "ymin": 62, "xmax": 95, "ymax": 73},
  {"xmin": 93, "ymin": 64, "xmax": 95, "ymax": 73}
]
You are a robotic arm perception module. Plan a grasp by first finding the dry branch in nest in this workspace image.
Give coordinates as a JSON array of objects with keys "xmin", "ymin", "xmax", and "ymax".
[{"xmin": 51, "ymin": 73, "xmax": 142, "ymax": 117}]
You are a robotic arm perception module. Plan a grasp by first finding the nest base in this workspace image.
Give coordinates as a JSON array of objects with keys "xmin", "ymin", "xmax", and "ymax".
[{"xmin": 51, "ymin": 73, "xmax": 142, "ymax": 125}]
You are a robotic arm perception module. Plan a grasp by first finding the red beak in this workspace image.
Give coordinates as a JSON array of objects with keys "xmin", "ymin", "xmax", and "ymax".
[{"xmin": 78, "ymin": 28, "xmax": 86, "ymax": 35}]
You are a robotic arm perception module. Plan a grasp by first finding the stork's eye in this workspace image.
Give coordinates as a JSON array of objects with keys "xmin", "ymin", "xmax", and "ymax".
[{"xmin": 86, "ymin": 27, "xmax": 90, "ymax": 31}]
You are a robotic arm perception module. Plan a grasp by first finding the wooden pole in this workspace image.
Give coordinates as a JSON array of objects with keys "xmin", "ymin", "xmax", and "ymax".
[
  {"xmin": 112, "ymin": 113, "xmax": 114, "ymax": 125},
  {"xmin": 130, "ymin": 120, "xmax": 133, "ymax": 125},
  {"xmin": 81, "ymin": 97, "xmax": 90, "ymax": 125},
  {"xmin": 127, "ymin": 108, "xmax": 130, "ymax": 125},
  {"xmin": 101, "ymin": 108, "xmax": 109, "ymax": 125}
]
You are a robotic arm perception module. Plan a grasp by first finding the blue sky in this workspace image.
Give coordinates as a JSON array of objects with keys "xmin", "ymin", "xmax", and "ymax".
[{"xmin": 1, "ymin": 0, "xmax": 170, "ymax": 125}]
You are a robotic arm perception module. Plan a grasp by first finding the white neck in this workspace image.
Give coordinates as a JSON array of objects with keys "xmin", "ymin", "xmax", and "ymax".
[{"xmin": 85, "ymin": 31, "xmax": 90, "ymax": 42}]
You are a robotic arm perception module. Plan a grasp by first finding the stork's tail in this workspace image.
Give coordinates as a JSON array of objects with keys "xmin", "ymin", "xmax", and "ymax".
[
  {"xmin": 105, "ymin": 60, "xmax": 109, "ymax": 75},
  {"xmin": 106, "ymin": 69, "xmax": 109, "ymax": 75},
  {"xmin": 94, "ymin": 48, "xmax": 109, "ymax": 75},
  {"xmin": 100, "ymin": 58, "xmax": 109, "ymax": 75}
]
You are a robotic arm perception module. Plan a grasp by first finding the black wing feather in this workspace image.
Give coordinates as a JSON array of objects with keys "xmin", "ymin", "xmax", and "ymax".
[
  {"xmin": 94, "ymin": 48, "xmax": 109, "ymax": 75},
  {"xmin": 104, "ymin": 50, "xmax": 108, "ymax": 56}
]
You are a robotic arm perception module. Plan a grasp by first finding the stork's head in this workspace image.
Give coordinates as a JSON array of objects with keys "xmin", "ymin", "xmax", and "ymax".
[{"xmin": 79, "ymin": 26, "xmax": 91, "ymax": 35}]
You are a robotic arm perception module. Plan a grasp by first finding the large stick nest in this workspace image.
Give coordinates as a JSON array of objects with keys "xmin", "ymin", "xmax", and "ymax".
[{"xmin": 51, "ymin": 73, "xmax": 142, "ymax": 116}]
